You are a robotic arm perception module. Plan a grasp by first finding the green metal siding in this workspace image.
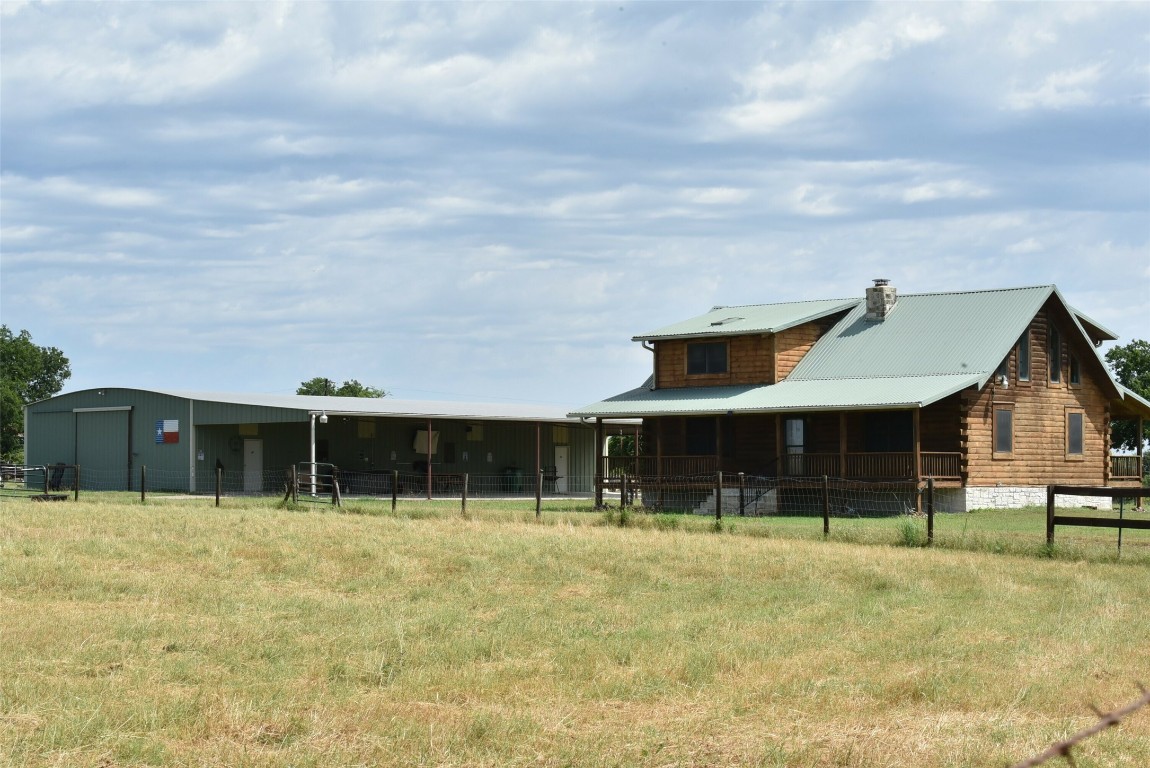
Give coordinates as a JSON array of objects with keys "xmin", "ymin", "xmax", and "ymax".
[
  {"xmin": 27, "ymin": 388, "xmax": 599, "ymax": 495},
  {"xmin": 75, "ymin": 409, "xmax": 131, "ymax": 489}
]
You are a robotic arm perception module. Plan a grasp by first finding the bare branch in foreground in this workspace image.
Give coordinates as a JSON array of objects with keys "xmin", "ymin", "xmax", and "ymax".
[{"xmin": 1011, "ymin": 684, "xmax": 1150, "ymax": 768}]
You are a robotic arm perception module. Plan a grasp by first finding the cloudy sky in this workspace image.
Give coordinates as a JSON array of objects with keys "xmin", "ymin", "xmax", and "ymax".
[{"xmin": 2, "ymin": 1, "xmax": 1148, "ymax": 409}]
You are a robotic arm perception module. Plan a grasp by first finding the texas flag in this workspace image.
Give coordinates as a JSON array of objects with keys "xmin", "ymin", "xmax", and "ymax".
[{"xmin": 155, "ymin": 420, "xmax": 179, "ymax": 444}]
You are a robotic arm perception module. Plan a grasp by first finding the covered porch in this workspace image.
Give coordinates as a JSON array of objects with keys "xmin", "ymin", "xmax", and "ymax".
[{"xmin": 594, "ymin": 402, "xmax": 965, "ymax": 505}]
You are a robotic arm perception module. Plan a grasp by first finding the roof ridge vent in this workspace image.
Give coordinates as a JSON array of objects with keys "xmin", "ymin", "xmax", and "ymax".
[
  {"xmin": 709, "ymin": 316, "xmax": 745, "ymax": 327},
  {"xmin": 865, "ymin": 278, "xmax": 897, "ymax": 321}
]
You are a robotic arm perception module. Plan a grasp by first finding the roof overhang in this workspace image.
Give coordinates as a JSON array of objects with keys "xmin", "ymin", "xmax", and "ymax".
[
  {"xmin": 569, "ymin": 375, "xmax": 982, "ymax": 419},
  {"xmin": 1112, "ymin": 385, "xmax": 1150, "ymax": 420}
]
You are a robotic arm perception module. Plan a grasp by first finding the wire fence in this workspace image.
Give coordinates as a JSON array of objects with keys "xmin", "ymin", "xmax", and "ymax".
[{"xmin": 618, "ymin": 474, "xmax": 921, "ymax": 518}]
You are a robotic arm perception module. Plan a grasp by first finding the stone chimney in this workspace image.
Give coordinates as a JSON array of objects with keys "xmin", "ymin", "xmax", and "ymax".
[{"xmin": 865, "ymin": 278, "xmax": 897, "ymax": 321}]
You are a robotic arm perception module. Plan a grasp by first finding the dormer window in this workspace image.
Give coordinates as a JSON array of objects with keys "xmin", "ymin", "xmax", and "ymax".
[
  {"xmin": 1049, "ymin": 325, "xmax": 1061, "ymax": 383},
  {"xmin": 1017, "ymin": 330, "xmax": 1031, "ymax": 382},
  {"xmin": 687, "ymin": 341, "xmax": 727, "ymax": 375}
]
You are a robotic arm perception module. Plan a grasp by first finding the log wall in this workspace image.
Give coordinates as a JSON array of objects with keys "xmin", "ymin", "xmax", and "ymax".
[{"xmin": 962, "ymin": 310, "xmax": 1111, "ymax": 486}]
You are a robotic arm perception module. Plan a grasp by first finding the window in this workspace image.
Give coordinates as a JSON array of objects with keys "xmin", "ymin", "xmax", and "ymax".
[
  {"xmin": 687, "ymin": 342, "xmax": 727, "ymax": 375},
  {"xmin": 784, "ymin": 417, "xmax": 805, "ymax": 475},
  {"xmin": 1049, "ymin": 325, "xmax": 1061, "ymax": 383},
  {"xmin": 1017, "ymin": 330, "xmax": 1031, "ymax": 382},
  {"xmin": 1067, "ymin": 411, "xmax": 1084, "ymax": 456},
  {"xmin": 1069, "ymin": 355, "xmax": 1081, "ymax": 386},
  {"xmin": 864, "ymin": 411, "xmax": 913, "ymax": 452},
  {"xmin": 685, "ymin": 417, "xmax": 717, "ymax": 456},
  {"xmin": 993, "ymin": 406, "xmax": 1013, "ymax": 455}
]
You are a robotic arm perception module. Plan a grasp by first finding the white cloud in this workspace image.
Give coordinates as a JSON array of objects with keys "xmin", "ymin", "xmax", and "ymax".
[
  {"xmin": 902, "ymin": 179, "xmax": 992, "ymax": 204},
  {"xmin": 791, "ymin": 184, "xmax": 845, "ymax": 217},
  {"xmin": 5, "ymin": 174, "xmax": 163, "ymax": 208},
  {"xmin": 682, "ymin": 187, "xmax": 752, "ymax": 206},
  {"xmin": 1, "ymin": 1, "xmax": 1146, "ymax": 405},
  {"xmin": 1007, "ymin": 63, "xmax": 1106, "ymax": 110},
  {"xmin": 721, "ymin": 7, "xmax": 949, "ymax": 135},
  {"xmin": 1006, "ymin": 238, "xmax": 1043, "ymax": 255}
]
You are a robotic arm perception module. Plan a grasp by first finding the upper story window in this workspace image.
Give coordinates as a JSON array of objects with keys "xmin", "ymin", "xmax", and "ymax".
[
  {"xmin": 687, "ymin": 341, "xmax": 727, "ymax": 375},
  {"xmin": 1067, "ymin": 411, "xmax": 1084, "ymax": 456},
  {"xmin": 1069, "ymin": 354, "xmax": 1081, "ymax": 386},
  {"xmin": 1017, "ymin": 330, "xmax": 1031, "ymax": 382},
  {"xmin": 994, "ymin": 405, "xmax": 1014, "ymax": 456},
  {"xmin": 1048, "ymin": 325, "xmax": 1061, "ymax": 383}
]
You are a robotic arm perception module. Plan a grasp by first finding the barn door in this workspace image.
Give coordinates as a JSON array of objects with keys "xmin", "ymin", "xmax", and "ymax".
[
  {"xmin": 76, "ymin": 409, "xmax": 131, "ymax": 490},
  {"xmin": 554, "ymin": 446, "xmax": 568, "ymax": 494},
  {"xmin": 243, "ymin": 439, "xmax": 263, "ymax": 493}
]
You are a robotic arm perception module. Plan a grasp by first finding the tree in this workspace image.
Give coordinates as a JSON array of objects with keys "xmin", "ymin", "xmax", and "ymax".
[
  {"xmin": 1105, "ymin": 339, "xmax": 1150, "ymax": 451},
  {"xmin": 1, "ymin": 326, "xmax": 72, "ymax": 462},
  {"xmin": 297, "ymin": 377, "xmax": 388, "ymax": 398}
]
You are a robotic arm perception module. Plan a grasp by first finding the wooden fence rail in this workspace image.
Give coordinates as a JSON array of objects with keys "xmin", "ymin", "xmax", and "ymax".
[{"xmin": 1046, "ymin": 485, "xmax": 1150, "ymax": 552}]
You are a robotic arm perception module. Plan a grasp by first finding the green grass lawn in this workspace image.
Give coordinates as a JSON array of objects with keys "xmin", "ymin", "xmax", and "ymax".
[{"xmin": 1, "ymin": 496, "xmax": 1148, "ymax": 767}]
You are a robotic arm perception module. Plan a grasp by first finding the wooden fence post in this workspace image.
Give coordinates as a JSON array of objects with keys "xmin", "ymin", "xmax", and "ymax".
[
  {"xmin": 462, "ymin": 473, "xmax": 469, "ymax": 518},
  {"xmin": 216, "ymin": 467, "xmax": 222, "ymax": 508},
  {"xmin": 926, "ymin": 478, "xmax": 934, "ymax": 545},
  {"xmin": 738, "ymin": 472, "xmax": 745, "ymax": 516},
  {"xmin": 392, "ymin": 470, "xmax": 398, "ymax": 512},
  {"xmin": 715, "ymin": 472, "xmax": 722, "ymax": 522},
  {"xmin": 822, "ymin": 475, "xmax": 830, "ymax": 537},
  {"xmin": 535, "ymin": 469, "xmax": 542, "ymax": 519},
  {"xmin": 140, "ymin": 465, "xmax": 147, "ymax": 503},
  {"xmin": 1046, "ymin": 485, "xmax": 1055, "ymax": 546},
  {"xmin": 74, "ymin": 465, "xmax": 80, "ymax": 501}
]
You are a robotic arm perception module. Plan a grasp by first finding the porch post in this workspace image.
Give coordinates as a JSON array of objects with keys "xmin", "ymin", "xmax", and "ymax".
[
  {"xmin": 838, "ymin": 412, "xmax": 847, "ymax": 480},
  {"xmin": 913, "ymin": 409, "xmax": 922, "ymax": 515},
  {"xmin": 426, "ymin": 418, "xmax": 433, "ymax": 501},
  {"xmin": 775, "ymin": 416, "xmax": 784, "ymax": 477},
  {"xmin": 595, "ymin": 418, "xmax": 604, "ymax": 506},
  {"xmin": 913, "ymin": 409, "xmax": 922, "ymax": 481},
  {"xmin": 634, "ymin": 423, "xmax": 641, "ymax": 475},
  {"xmin": 656, "ymin": 418, "xmax": 664, "ymax": 509},
  {"xmin": 715, "ymin": 415, "xmax": 723, "ymax": 473},
  {"xmin": 656, "ymin": 418, "xmax": 663, "ymax": 478},
  {"xmin": 1139, "ymin": 416, "xmax": 1145, "ymax": 486}
]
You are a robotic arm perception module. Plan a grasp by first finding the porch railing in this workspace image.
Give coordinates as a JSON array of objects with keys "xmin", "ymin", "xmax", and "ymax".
[
  {"xmin": 604, "ymin": 452, "xmax": 962, "ymax": 481},
  {"xmin": 1111, "ymin": 454, "xmax": 1145, "ymax": 480},
  {"xmin": 604, "ymin": 455, "xmax": 718, "ymax": 477}
]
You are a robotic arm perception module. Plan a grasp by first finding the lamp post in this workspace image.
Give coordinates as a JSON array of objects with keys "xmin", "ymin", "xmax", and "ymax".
[
  {"xmin": 309, "ymin": 411, "xmax": 328, "ymax": 496},
  {"xmin": 309, "ymin": 412, "xmax": 317, "ymax": 495}
]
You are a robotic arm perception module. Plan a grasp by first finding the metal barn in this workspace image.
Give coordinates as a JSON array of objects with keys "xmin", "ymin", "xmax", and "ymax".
[{"xmin": 23, "ymin": 388, "xmax": 599, "ymax": 496}]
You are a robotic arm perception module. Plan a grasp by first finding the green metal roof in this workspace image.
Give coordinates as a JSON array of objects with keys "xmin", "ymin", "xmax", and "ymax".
[
  {"xmin": 572, "ymin": 284, "xmax": 1135, "ymax": 418},
  {"xmin": 789, "ymin": 285, "xmax": 1053, "ymax": 382},
  {"xmin": 1070, "ymin": 307, "xmax": 1119, "ymax": 342},
  {"xmin": 632, "ymin": 298, "xmax": 858, "ymax": 341},
  {"xmin": 34, "ymin": 388, "xmax": 586, "ymax": 423},
  {"xmin": 568, "ymin": 374, "xmax": 981, "ymax": 418}
]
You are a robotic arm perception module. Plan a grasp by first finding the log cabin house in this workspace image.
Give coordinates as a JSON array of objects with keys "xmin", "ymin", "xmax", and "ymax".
[{"xmin": 570, "ymin": 282, "xmax": 1149, "ymax": 512}]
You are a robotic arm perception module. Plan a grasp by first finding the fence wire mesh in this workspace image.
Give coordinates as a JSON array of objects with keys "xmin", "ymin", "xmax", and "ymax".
[{"xmin": 624, "ymin": 474, "xmax": 921, "ymax": 519}]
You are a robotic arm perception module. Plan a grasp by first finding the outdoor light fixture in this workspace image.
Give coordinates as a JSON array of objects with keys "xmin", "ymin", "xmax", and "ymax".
[{"xmin": 319, "ymin": 412, "xmax": 328, "ymax": 424}]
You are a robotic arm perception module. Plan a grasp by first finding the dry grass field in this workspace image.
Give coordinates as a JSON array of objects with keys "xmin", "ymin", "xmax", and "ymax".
[{"xmin": 1, "ymin": 497, "xmax": 1148, "ymax": 767}]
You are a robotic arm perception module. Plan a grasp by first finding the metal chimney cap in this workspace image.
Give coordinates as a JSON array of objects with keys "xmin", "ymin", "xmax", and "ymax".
[{"xmin": 872, "ymin": 278, "xmax": 890, "ymax": 287}]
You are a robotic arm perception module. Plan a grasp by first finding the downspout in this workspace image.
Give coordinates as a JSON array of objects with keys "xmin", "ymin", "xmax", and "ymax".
[
  {"xmin": 188, "ymin": 399, "xmax": 195, "ymax": 493},
  {"xmin": 642, "ymin": 341, "xmax": 656, "ymax": 389}
]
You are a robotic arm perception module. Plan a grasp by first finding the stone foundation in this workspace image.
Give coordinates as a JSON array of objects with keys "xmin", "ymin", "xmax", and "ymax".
[{"xmin": 934, "ymin": 486, "xmax": 1113, "ymax": 513}]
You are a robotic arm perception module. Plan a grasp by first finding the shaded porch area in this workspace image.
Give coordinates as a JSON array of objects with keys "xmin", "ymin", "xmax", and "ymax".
[{"xmin": 598, "ymin": 405, "xmax": 964, "ymax": 487}]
